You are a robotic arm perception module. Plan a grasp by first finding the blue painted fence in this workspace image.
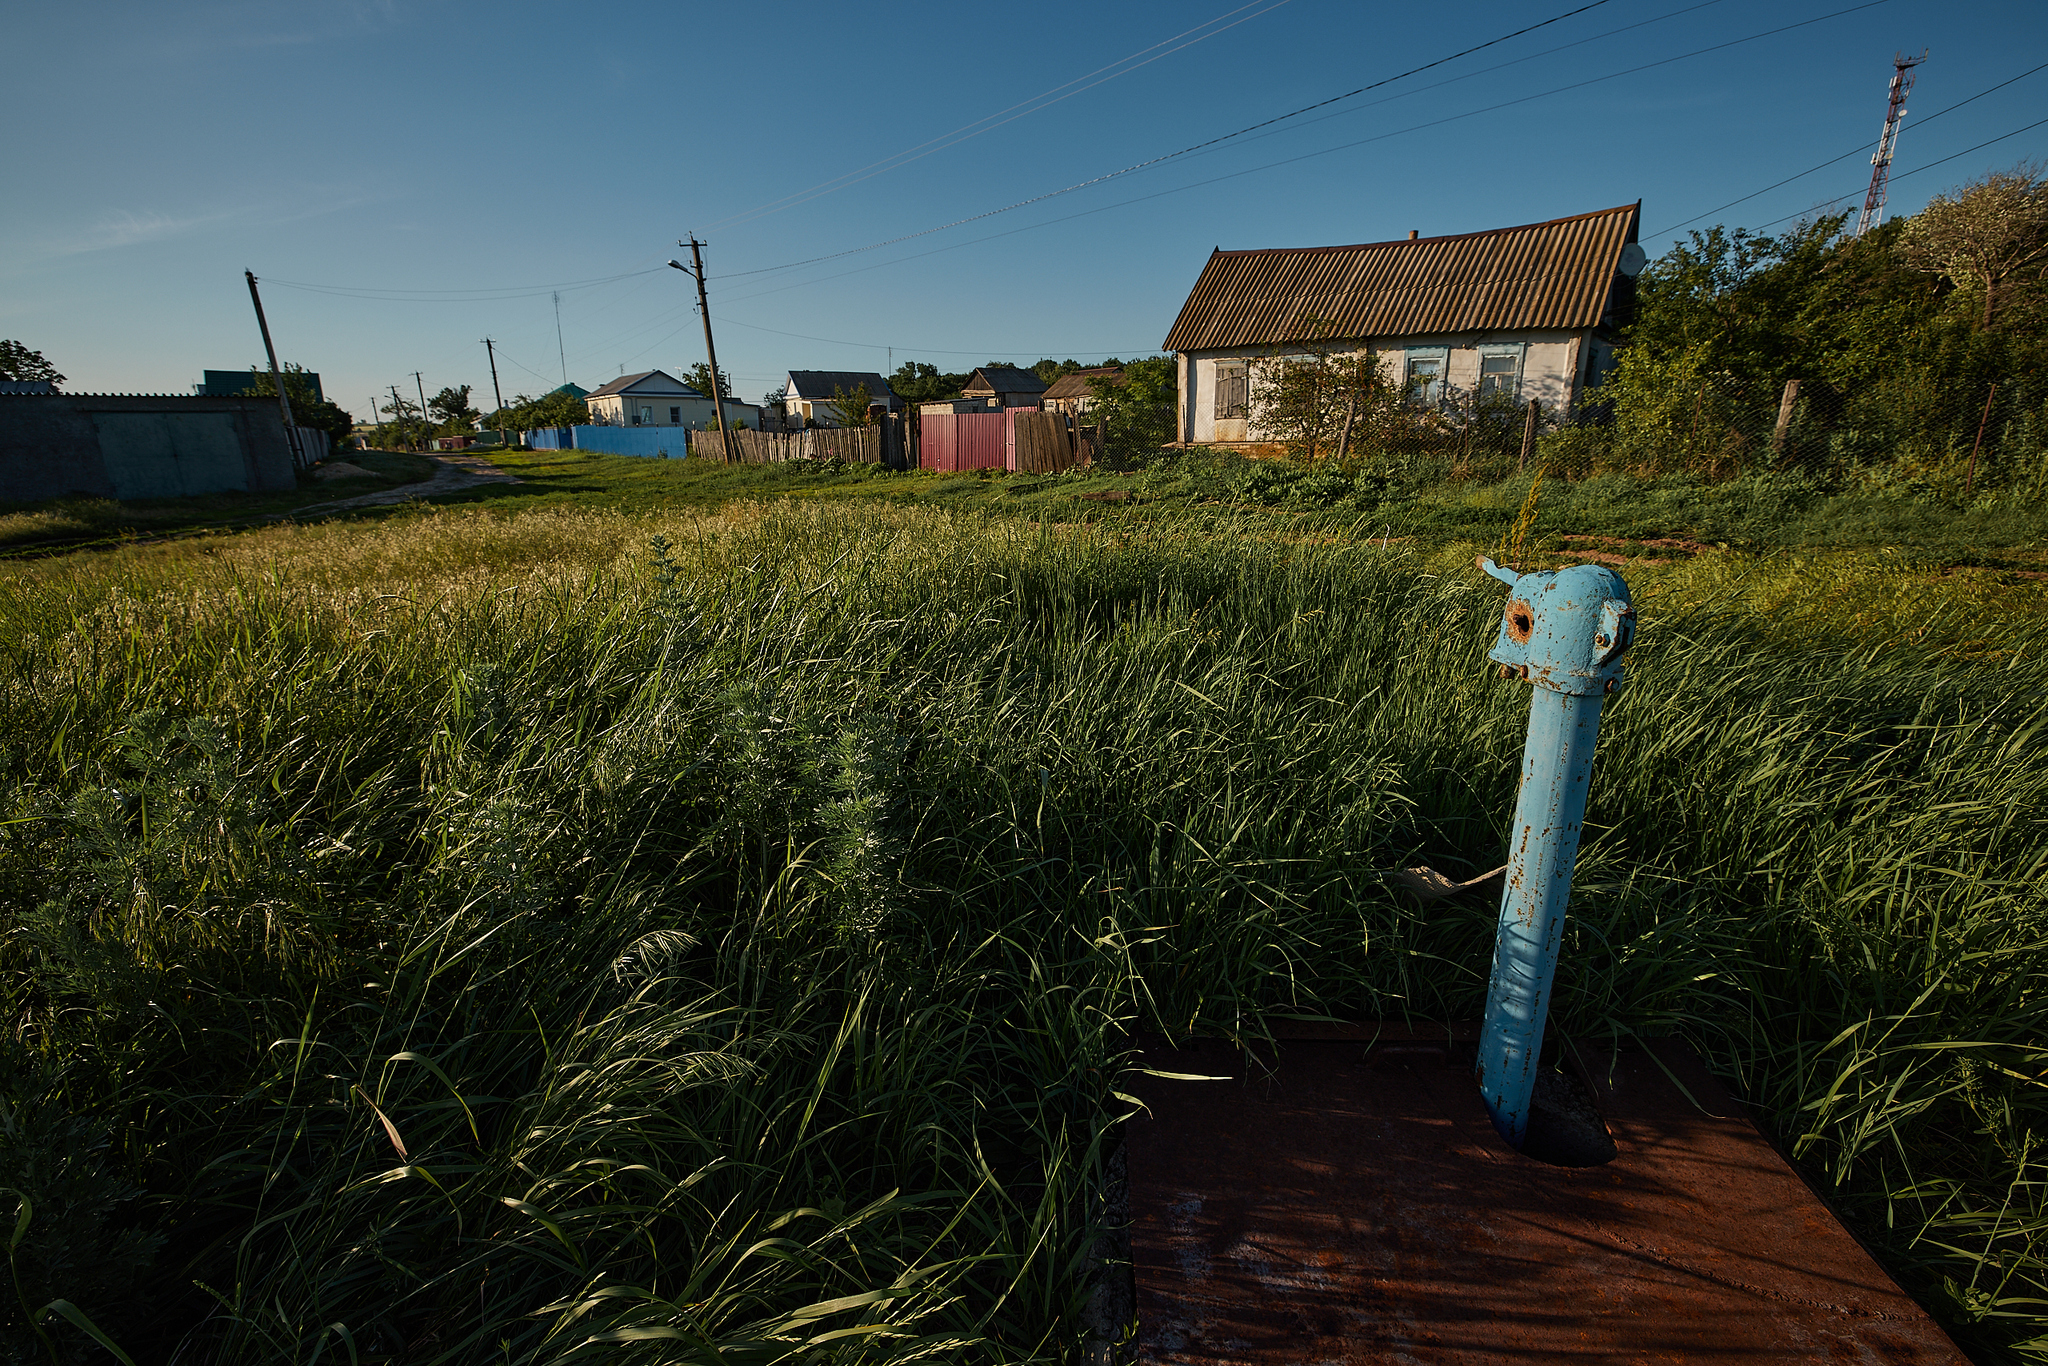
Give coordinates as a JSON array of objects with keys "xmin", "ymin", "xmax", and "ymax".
[{"xmin": 523, "ymin": 426, "xmax": 692, "ymax": 457}]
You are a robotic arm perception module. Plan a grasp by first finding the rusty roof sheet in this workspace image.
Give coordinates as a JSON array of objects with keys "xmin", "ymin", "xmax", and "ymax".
[
  {"xmin": 1041, "ymin": 366, "xmax": 1124, "ymax": 400},
  {"xmin": 1162, "ymin": 203, "xmax": 1640, "ymax": 353},
  {"xmin": 962, "ymin": 366, "xmax": 1048, "ymax": 395}
]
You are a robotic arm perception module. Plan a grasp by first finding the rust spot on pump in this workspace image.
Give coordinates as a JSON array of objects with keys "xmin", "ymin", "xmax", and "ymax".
[{"xmin": 1506, "ymin": 599, "xmax": 1534, "ymax": 643}]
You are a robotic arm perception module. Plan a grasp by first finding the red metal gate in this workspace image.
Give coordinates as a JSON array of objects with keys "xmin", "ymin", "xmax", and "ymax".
[{"xmin": 917, "ymin": 411, "xmax": 1008, "ymax": 471}]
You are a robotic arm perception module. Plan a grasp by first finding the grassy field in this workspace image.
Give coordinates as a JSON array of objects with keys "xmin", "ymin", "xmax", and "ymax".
[
  {"xmin": 9, "ymin": 442, "xmax": 2044, "ymax": 574},
  {"xmin": 1, "ymin": 471, "xmax": 2045, "ymax": 1360}
]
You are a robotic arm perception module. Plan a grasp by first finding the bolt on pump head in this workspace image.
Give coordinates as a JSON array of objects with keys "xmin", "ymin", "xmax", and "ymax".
[{"xmin": 1476, "ymin": 557, "xmax": 1634, "ymax": 695}]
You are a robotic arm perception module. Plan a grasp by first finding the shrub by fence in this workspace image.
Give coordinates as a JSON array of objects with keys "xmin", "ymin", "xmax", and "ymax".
[{"xmin": 1209, "ymin": 372, "xmax": 2047, "ymax": 500}]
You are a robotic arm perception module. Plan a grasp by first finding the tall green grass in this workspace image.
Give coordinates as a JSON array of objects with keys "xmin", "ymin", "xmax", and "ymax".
[{"xmin": 1, "ymin": 504, "xmax": 2043, "ymax": 1362}]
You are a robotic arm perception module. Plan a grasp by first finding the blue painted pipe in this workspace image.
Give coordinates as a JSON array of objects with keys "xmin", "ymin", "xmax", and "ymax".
[{"xmin": 1473, "ymin": 557, "xmax": 1634, "ymax": 1148}]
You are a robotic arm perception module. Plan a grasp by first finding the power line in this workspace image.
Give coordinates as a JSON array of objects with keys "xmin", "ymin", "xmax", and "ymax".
[
  {"xmin": 711, "ymin": 1, "xmax": 1897, "ymax": 309},
  {"xmin": 265, "ymin": 266, "xmax": 664, "ymax": 302},
  {"xmin": 1743, "ymin": 113, "xmax": 2048, "ymax": 234},
  {"xmin": 714, "ymin": 313, "xmax": 1157, "ymax": 358},
  {"xmin": 1649, "ymin": 57, "xmax": 2048, "ymax": 238},
  {"xmin": 703, "ymin": 0, "xmax": 1296, "ymax": 233},
  {"xmin": 708, "ymin": 0, "xmax": 1626, "ymax": 283}
]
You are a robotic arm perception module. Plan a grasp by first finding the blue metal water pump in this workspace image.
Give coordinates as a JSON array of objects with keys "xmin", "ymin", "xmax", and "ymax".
[{"xmin": 1473, "ymin": 556, "xmax": 1635, "ymax": 1148}]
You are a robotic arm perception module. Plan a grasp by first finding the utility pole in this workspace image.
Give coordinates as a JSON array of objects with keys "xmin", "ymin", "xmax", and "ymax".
[
  {"xmin": 671, "ymin": 239, "xmax": 739, "ymax": 464},
  {"xmin": 388, "ymin": 385, "xmax": 408, "ymax": 449},
  {"xmin": 1857, "ymin": 51, "xmax": 1927, "ymax": 238},
  {"xmin": 414, "ymin": 371, "xmax": 430, "ymax": 444},
  {"xmin": 244, "ymin": 270, "xmax": 304, "ymax": 469},
  {"xmin": 482, "ymin": 338, "xmax": 506, "ymax": 434}
]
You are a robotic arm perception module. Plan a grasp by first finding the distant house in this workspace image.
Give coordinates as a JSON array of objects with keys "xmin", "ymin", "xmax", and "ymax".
[
  {"xmin": 583, "ymin": 370, "xmax": 758, "ymax": 430},
  {"xmin": 1162, "ymin": 203, "xmax": 1645, "ymax": 447},
  {"xmin": 1041, "ymin": 366, "xmax": 1123, "ymax": 417},
  {"xmin": 195, "ymin": 369, "xmax": 325, "ymax": 400},
  {"xmin": 960, "ymin": 366, "xmax": 1047, "ymax": 410},
  {"xmin": 781, "ymin": 371, "xmax": 898, "ymax": 427}
]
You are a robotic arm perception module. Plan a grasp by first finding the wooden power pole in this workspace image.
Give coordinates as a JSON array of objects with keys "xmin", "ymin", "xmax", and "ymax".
[
  {"xmin": 244, "ymin": 270, "xmax": 304, "ymax": 469},
  {"xmin": 482, "ymin": 337, "xmax": 506, "ymax": 434},
  {"xmin": 674, "ymin": 240, "xmax": 740, "ymax": 464}
]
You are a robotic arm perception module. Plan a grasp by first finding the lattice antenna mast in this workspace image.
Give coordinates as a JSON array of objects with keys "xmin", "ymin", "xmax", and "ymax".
[{"xmin": 1857, "ymin": 50, "xmax": 1927, "ymax": 237}]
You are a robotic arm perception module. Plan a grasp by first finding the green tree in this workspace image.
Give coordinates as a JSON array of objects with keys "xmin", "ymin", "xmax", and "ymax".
[
  {"xmin": 375, "ymin": 393, "xmax": 429, "ymax": 450},
  {"xmin": 0, "ymin": 340, "xmax": 64, "ymax": 387},
  {"xmin": 1085, "ymin": 356, "xmax": 1177, "ymax": 466},
  {"xmin": 489, "ymin": 389, "xmax": 589, "ymax": 433},
  {"xmin": 1242, "ymin": 322, "xmax": 1406, "ymax": 464},
  {"xmin": 244, "ymin": 364, "xmax": 354, "ymax": 453},
  {"xmin": 888, "ymin": 362, "xmax": 966, "ymax": 405},
  {"xmin": 1899, "ymin": 162, "xmax": 2048, "ymax": 330},
  {"xmin": 428, "ymin": 385, "xmax": 480, "ymax": 435},
  {"xmin": 684, "ymin": 362, "xmax": 734, "ymax": 403},
  {"xmin": 827, "ymin": 383, "xmax": 877, "ymax": 428}
]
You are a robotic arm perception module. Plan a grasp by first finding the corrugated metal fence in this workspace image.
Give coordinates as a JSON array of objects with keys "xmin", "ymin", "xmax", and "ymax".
[{"xmin": 918, "ymin": 410, "xmax": 1090, "ymax": 473}]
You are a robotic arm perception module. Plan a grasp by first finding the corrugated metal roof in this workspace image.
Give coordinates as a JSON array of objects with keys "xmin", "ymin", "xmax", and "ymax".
[
  {"xmin": 1162, "ymin": 204, "xmax": 1639, "ymax": 353},
  {"xmin": 962, "ymin": 366, "xmax": 1047, "ymax": 395},
  {"xmin": 1041, "ymin": 366, "xmax": 1124, "ymax": 400},
  {"xmin": 587, "ymin": 370, "xmax": 706, "ymax": 398},
  {"xmin": 786, "ymin": 370, "xmax": 895, "ymax": 399}
]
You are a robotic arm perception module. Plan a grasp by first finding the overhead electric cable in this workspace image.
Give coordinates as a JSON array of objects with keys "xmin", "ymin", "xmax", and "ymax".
[
  {"xmin": 704, "ymin": 0, "xmax": 1296, "ymax": 232},
  {"xmin": 1650, "ymin": 57, "xmax": 2048, "ymax": 237},
  {"xmin": 265, "ymin": 266, "xmax": 665, "ymax": 302},
  {"xmin": 712, "ymin": 1, "xmax": 1897, "ymax": 307},
  {"xmin": 713, "ymin": 314, "xmax": 1153, "ymax": 358},
  {"xmin": 1745, "ymin": 113, "xmax": 2048, "ymax": 233},
  {"xmin": 709, "ymin": 0, "xmax": 1626, "ymax": 282}
]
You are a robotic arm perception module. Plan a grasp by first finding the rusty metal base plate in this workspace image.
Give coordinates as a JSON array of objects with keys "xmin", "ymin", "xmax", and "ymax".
[{"xmin": 1126, "ymin": 1028, "xmax": 1962, "ymax": 1364}]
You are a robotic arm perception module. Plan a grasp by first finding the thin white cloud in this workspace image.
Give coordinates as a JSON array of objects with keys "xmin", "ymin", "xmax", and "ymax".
[
  {"xmin": 38, "ymin": 189, "xmax": 381, "ymax": 259},
  {"xmin": 58, "ymin": 208, "xmax": 239, "ymax": 255}
]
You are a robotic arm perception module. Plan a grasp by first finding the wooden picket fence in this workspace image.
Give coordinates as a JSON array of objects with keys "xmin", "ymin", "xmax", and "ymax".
[
  {"xmin": 1011, "ymin": 411, "xmax": 1088, "ymax": 474},
  {"xmin": 687, "ymin": 426, "xmax": 883, "ymax": 464}
]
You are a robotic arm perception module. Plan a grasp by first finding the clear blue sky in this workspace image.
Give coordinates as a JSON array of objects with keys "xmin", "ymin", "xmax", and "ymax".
[{"xmin": 5, "ymin": 0, "xmax": 2043, "ymax": 418}]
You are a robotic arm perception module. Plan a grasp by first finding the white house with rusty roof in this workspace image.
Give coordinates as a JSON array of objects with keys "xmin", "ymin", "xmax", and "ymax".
[{"xmin": 1162, "ymin": 204, "xmax": 1647, "ymax": 447}]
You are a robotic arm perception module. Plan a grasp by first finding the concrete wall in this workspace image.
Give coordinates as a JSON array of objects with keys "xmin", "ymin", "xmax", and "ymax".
[{"xmin": 0, "ymin": 394, "xmax": 298, "ymax": 504}]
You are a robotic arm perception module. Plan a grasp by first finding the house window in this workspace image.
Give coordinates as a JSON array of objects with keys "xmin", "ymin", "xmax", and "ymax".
[
  {"xmin": 1405, "ymin": 355, "xmax": 1444, "ymax": 406},
  {"xmin": 1215, "ymin": 361, "xmax": 1247, "ymax": 419},
  {"xmin": 1477, "ymin": 344, "xmax": 1526, "ymax": 399},
  {"xmin": 637, "ymin": 405, "xmax": 653, "ymax": 425},
  {"xmin": 670, "ymin": 406, "xmax": 681, "ymax": 424}
]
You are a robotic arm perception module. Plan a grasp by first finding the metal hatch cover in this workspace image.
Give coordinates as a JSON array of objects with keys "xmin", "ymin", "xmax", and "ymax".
[{"xmin": 1124, "ymin": 1027, "xmax": 1963, "ymax": 1364}]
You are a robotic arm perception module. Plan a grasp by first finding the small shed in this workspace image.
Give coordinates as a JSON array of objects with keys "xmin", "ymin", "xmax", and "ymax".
[
  {"xmin": 959, "ymin": 367, "xmax": 1047, "ymax": 410},
  {"xmin": 1041, "ymin": 366, "xmax": 1123, "ymax": 417},
  {"xmin": 1162, "ymin": 203, "xmax": 1644, "ymax": 446}
]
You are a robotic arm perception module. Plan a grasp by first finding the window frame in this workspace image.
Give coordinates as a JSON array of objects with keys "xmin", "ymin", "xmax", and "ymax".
[
  {"xmin": 1213, "ymin": 360, "xmax": 1249, "ymax": 420},
  {"xmin": 1403, "ymin": 346, "xmax": 1450, "ymax": 406},
  {"xmin": 1476, "ymin": 343, "xmax": 1527, "ymax": 401}
]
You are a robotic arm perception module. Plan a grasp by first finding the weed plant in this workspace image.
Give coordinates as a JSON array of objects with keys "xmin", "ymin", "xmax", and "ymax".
[{"xmin": 0, "ymin": 504, "xmax": 2044, "ymax": 1362}]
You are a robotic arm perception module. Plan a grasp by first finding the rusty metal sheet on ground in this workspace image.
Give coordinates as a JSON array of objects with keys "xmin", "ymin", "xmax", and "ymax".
[{"xmin": 1125, "ymin": 1029, "xmax": 1962, "ymax": 1364}]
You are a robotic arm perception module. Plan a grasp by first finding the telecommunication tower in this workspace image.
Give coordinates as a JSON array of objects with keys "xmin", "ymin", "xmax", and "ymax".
[{"xmin": 1857, "ymin": 50, "xmax": 1927, "ymax": 237}]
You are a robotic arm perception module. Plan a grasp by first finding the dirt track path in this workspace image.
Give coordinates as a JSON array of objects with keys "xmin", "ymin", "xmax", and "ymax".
[{"xmin": 291, "ymin": 453, "xmax": 520, "ymax": 518}]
